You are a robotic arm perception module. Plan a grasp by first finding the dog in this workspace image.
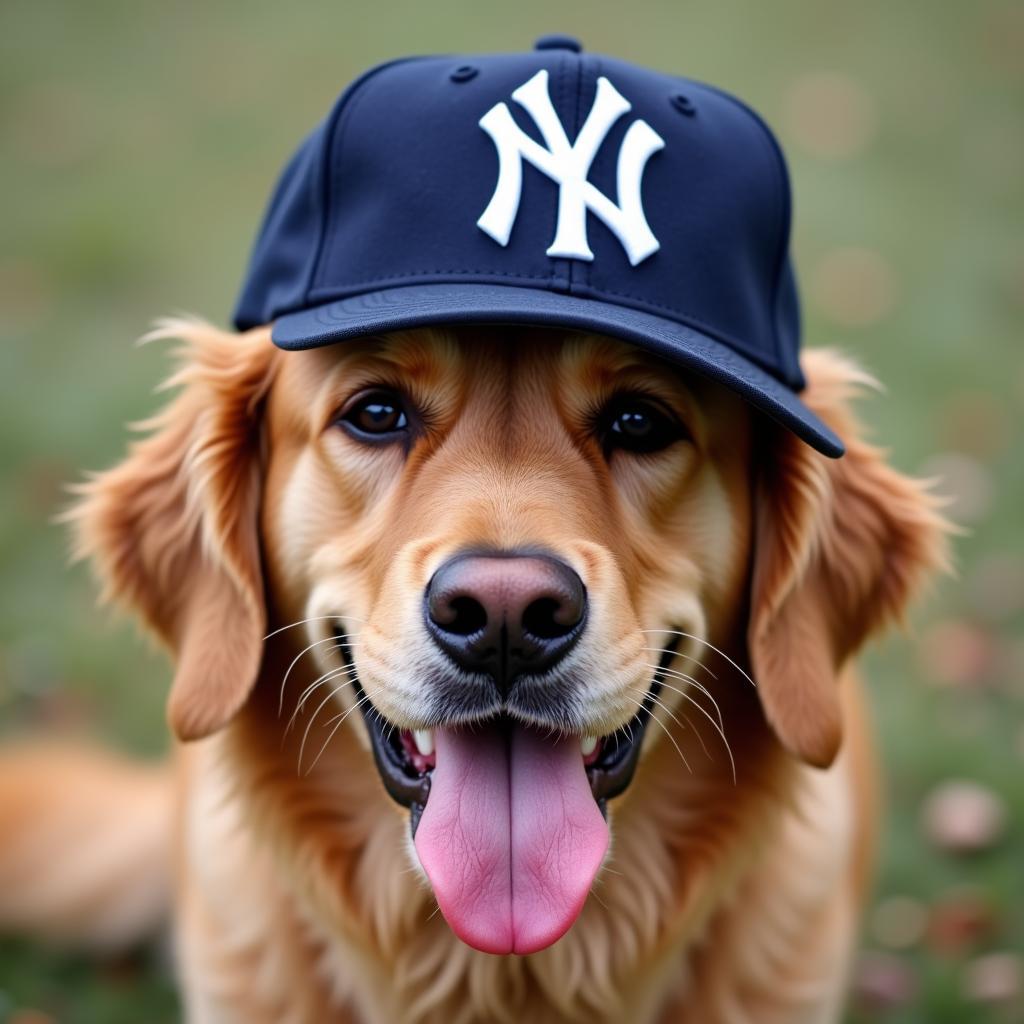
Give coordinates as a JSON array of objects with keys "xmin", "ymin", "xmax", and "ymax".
[{"xmin": 0, "ymin": 318, "xmax": 948, "ymax": 1023}]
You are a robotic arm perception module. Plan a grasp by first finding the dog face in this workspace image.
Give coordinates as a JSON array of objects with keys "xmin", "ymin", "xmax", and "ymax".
[
  {"xmin": 263, "ymin": 328, "xmax": 752, "ymax": 743},
  {"xmin": 72, "ymin": 321, "xmax": 948, "ymax": 958}
]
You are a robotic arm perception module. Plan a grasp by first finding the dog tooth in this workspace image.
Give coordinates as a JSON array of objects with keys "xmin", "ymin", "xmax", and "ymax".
[
  {"xmin": 580, "ymin": 735, "xmax": 598, "ymax": 757},
  {"xmin": 413, "ymin": 729, "xmax": 434, "ymax": 757}
]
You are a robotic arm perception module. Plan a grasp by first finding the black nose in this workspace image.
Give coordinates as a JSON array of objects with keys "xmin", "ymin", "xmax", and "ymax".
[{"xmin": 424, "ymin": 552, "xmax": 587, "ymax": 693}]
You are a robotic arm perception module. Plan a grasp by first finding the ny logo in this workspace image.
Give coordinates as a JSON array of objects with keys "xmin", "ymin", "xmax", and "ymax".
[{"xmin": 476, "ymin": 70, "xmax": 665, "ymax": 266}]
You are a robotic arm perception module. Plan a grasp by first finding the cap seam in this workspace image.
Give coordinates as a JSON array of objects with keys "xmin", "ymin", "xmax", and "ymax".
[
  {"xmin": 697, "ymin": 82, "xmax": 791, "ymax": 373},
  {"xmin": 585, "ymin": 58, "xmax": 598, "ymax": 294},
  {"xmin": 306, "ymin": 56, "xmax": 431, "ymax": 306},
  {"xmin": 548, "ymin": 53, "xmax": 571, "ymax": 293},
  {"xmin": 565, "ymin": 54, "xmax": 585, "ymax": 297}
]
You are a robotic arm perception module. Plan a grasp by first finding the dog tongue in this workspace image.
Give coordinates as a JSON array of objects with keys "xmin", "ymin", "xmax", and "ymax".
[{"xmin": 414, "ymin": 723, "xmax": 608, "ymax": 955}]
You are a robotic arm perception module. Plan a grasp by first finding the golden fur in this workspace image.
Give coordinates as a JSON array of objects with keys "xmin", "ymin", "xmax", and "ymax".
[{"xmin": 0, "ymin": 320, "xmax": 950, "ymax": 1023}]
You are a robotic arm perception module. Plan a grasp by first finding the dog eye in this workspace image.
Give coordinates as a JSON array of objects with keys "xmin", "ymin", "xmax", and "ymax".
[
  {"xmin": 600, "ymin": 396, "xmax": 687, "ymax": 455},
  {"xmin": 338, "ymin": 390, "xmax": 410, "ymax": 441}
]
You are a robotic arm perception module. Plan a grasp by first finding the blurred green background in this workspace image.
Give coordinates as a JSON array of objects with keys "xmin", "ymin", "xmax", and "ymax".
[{"xmin": 1, "ymin": 0, "xmax": 1021, "ymax": 1021}]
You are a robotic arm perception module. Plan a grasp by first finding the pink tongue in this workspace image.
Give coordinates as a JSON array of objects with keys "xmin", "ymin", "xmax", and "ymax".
[{"xmin": 414, "ymin": 724, "xmax": 608, "ymax": 955}]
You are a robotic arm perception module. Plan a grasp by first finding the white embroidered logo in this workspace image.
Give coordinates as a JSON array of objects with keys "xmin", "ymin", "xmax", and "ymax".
[{"xmin": 476, "ymin": 69, "xmax": 665, "ymax": 266}]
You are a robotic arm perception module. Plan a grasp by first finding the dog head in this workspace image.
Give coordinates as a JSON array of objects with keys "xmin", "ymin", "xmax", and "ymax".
[{"xmin": 71, "ymin": 321, "xmax": 949, "ymax": 954}]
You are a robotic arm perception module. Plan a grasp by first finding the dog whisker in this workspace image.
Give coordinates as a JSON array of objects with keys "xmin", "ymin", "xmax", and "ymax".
[
  {"xmin": 625, "ymin": 696, "xmax": 691, "ymax": 775},
  {"xmin": 646, "ymin": 692, "xmax": 712, "ymax": 763},
  {"xmin": 293, "ymin": 650, "xmax": 359, "ymax": 707},
  {"xmin": 653, "ymin": 680, "xmax": 737, "ymax": 785},
  {"xmin": 289, "ymin": 654, "xmax": 357, "ymax": 705},
  {"xmin": 275, "ymin": 623, "xmax": 432, "ymax": 719},
  {"xmin": 285, "ymin": 664, "xmax": 360, "ymax": 736},
  {"xmin": 277, "ymin": 634, "xmax": 364, "ymax": 716},
  {"xmin": 663, "ymin": 674, "xmax": 725, "ymax": 737},
  {"xmin": 639, "ymin": 647, "xmax": 717, "ymax": 680},
  {"xmin": 643, "ymin": 662, "xmax": 725, "ymax": 733},
  {"xmin": 294, "ymin": 662, "xmax": 359, "ymax": 715},
  {"xmin": 640, "ymin": 629, "xmax": 756, "ymax": 690},
  {"xmin": 304, "ymin": 687, "xmax": 382, "ymax": 776},
  {"xmin": 295, "ymin": 676, "xmax": 364, "ymax": 769},
  {"xmin": 285, "ymin": 685, "xmax": 357, "ymax": 759},
  {"xmin": 646, "ymin": 660, "xmax": 734, "ymax": 769}
]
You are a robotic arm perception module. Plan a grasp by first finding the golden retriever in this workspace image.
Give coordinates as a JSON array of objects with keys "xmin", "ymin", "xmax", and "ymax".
[{"xmin": 0, "ymin": 319, "xmax": 949, "ymax": 1023}]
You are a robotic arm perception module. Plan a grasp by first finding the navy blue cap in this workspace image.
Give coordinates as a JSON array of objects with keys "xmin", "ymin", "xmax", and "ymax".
[{"xmin": 233, "ymin": 38, "xmax": 844, "ymax": 457}]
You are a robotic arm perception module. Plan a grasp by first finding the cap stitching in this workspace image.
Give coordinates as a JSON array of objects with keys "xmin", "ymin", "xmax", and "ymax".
[
  {"xmin": 303, "ymin": 275, "xmax": 785, "ymax": 379},
  {"xmin": 307, "ymin": 268, "xmax": 556, "ymax": 289},
  {"xmin": 308, "ymin": 293, "xmax": 768, "ymax": 370},
  {"xmin": 307, "ymin": 271, "xmax": 762, "ymax": 344}
]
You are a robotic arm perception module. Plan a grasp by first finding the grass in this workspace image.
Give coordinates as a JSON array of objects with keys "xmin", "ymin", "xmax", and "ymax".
[{"xmin": 1, "ymin": 0, "xmax": 1021, "ymax": 1020}]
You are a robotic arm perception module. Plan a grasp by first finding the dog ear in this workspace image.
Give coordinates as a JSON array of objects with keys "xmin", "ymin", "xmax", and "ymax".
[
  {"xmin": 68, "ymin": 321, "xmax": 278, "ymax": 741},
  {"xmin": 748, "ymin": 350, "xmax": 952, "ymax": 768}
]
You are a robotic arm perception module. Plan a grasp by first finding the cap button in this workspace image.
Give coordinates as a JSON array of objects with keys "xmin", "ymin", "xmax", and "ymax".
[{"xmin": 534, "ymin": 34, "xmax": 583, "ymax": 53}]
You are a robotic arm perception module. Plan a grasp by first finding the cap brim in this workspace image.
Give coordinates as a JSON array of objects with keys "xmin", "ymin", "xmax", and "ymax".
[{"xmin": 272, "ymin": 283, "xmax": 844, "ymax": 458}]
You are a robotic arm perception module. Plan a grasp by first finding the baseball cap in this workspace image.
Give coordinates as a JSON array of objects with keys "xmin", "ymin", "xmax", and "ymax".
[{"xmin": 233, "ymin": 35, "xmax": 844, "ymax": 457}]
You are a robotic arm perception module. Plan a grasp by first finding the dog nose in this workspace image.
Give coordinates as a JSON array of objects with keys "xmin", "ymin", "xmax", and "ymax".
[{"xmin": 425, "ymin": 552, "xmax": 586, "ymax": 693}]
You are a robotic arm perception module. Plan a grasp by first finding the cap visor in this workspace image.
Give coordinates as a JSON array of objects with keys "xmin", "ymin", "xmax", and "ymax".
[{"xmin": 272, "ymin": 283, "xmax": 844, "ymax": 458}]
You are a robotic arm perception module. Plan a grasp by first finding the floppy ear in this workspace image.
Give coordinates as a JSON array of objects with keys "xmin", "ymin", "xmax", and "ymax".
[
  {"xmin": 68, "ymin": 320, "xmax": 278, "ymax": 741},
  {"xmin": 748, "ymin": 350, "xmax": 952, "ymax": 768}
]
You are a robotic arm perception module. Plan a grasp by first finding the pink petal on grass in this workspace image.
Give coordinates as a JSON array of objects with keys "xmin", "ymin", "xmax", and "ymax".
[
  {"xmin": 963, "ymin": 952, "xmax": 1022, "ymax": 1006},
  {"xmin": 853, "ymin": 951, "xmax": 918, "ymax": 1011},
  {"xmin": 922, "ymin": 781, "xmax": 1007, "ymax": 855}
]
